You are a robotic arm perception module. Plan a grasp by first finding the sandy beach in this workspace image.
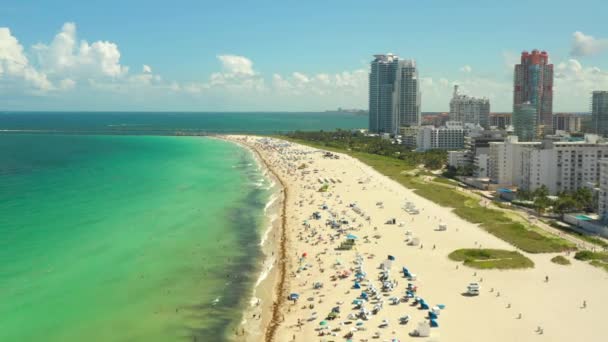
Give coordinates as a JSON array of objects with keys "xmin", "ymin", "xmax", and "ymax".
[{"xmin": 225, "ymin": 135, "xmax": 608, "ymax": 342}]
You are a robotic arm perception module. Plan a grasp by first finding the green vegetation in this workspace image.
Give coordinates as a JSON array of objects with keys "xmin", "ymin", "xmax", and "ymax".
[
  {"xmin": 283, "ymin": 131, "xmax": 576, "ymax": 253},
  {"xmin": 448, "ymin": 249, "xmax": 534, "ymax": 269},
  {"xmin": 286, "ymin": 130, "xmax": 447, "ymax": 169},
  {"xmin": 432, "ymin": 177, "xmax": 456, "ymax": 185},
  {"xmin": 443, "ymin": 164, "xmax": 476, "ymax": 178},
  {"xmin": 590, "ymin": 260, "xmax": 608, "ymax": 272},
  {"xmin": 575, "ymin": 251, "xmax": 608, "ymax": 272},
  {"xmin": 550, "ymin": 255, "xmax": 571, "ymax": 265},
  {"xmin": 518, "ymin": 186, "xmax": 595, "ymax": 214},
  {"xmin": 574, "ymin": 250, "xmax": 608, "ymax": 262}
]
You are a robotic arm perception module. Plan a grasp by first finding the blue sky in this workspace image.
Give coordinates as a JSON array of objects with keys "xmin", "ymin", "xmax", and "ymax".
[{"xmin": 1, "ymin": 0, "xmax": 607, "ymax": 111}]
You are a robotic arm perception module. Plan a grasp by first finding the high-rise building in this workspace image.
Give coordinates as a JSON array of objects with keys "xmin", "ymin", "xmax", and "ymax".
[
  {"xmin": 449, "ymin": 85, "xmax": 490, "ymax": 128},
  {"xmin": 592, "ymin": 91, "xmax": 608, "ymax": 137},
  {"xmin": 394, "ymin": 60, "xmax": 421, "ymax": 128},
  {"xmin": 513, "ymin": 49, "xmax": 554, "ymax": 138},
  {"xmin": 368, "ymin": 54, "xmax": 420, "ymax": 134},
  {"xmin": 369, "ymin": 54, "xmax": 399, "ymax": 134},
  {"xmin": 512, "ymin": 102, "xmax": 537, "ymax": 141}
]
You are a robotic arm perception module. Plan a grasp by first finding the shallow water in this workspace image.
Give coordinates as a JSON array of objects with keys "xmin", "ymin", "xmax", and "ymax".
[{"xmin": 0, "ymin": 134, "xmax": 270, "ymax": 341}]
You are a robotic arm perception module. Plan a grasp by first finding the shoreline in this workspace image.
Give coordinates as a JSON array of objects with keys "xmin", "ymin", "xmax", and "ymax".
[{"xmin": 217, "ymin": 135, "xmax": 289, "ymax": 342}]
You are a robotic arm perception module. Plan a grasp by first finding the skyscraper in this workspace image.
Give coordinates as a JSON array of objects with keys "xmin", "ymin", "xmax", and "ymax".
[
  {"xmin": 512, "ymin": 102, "xmax": 537, "ymax": 141},
  {"xmin": 394, "ymin": 59, "xmax": 421, "ymax": 128},
  {"xmin": 513, "ymin": 50, "xmax": 554, "ymax": 139},
  {"xmin": 449, "ymin": 85, "xmax": 490, "ymax": 128},
  {"xmin": 592, "ymin": 91, "xmax": 608, "ymax": 137},
  {"xmin": 368, "ymin": 54, "xmax": 420, "ymax": 134},
  {"xmin": 369, "ymin": 54, "xmax": 399, "ymax": 134}
]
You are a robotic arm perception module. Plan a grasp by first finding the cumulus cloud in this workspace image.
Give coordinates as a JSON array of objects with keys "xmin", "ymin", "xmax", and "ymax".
[
  {"xmin": 208, "ymin": 54, "xmax": 264, "ymax": 90},
  {"xmin": 570, "ymin": 31, "xmax": 608, "ymax": 57},
  {"xmin": 33, "ymin": 22, "xmax": 128, "ymax": 79},
  {"xmin": 271, "ymin": 69, "xmax": 366, "ymax": 97},
  {"xmin": 459, "ymin": 65, "xmax": 472, "ymax": 73},
  {"xmin": 0, "ymin": 27, "xmax": 52, "ymax": 90},
  {"xmin": 554, "ymin": 58, "xmax": 608, "ymax": 110}
]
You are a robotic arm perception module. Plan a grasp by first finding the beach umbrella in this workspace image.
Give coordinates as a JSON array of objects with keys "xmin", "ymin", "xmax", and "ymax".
[
  {"xmin": 388, "ymin": 255, "xmax": 395, "ymax": 261},
  {"xmin": 347, "ymin": 234, "xmax": 358, "ymax": 240},
  {"xmin": 288, "ymin": 293, "xmax": 300, "ymax": 300},
  {"xmin": 302, "ymin": 252, "xmax": 307, "ymax": 257},
  {"xmin": 319, "ymin": 320, "xmax": 328, "ymax": 326}
]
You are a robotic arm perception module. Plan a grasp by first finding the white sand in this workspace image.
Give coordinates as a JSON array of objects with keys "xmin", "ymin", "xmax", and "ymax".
[{"xmin": 226, "ymin": 135, "xmax": 608, "ymax": 342}]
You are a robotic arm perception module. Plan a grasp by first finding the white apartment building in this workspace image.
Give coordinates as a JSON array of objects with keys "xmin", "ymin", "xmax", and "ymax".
[
  {"xmin": 490, "ymin": 134, "xmax": 608, "ymax": 194},
  {"xmin": 474, "ymin": 154, "xmax": 490, "ymax": 178},
  {"xmin": 598, "ymin": 159, "xmax": 608, "ymax": 222},
  {"xmin": 401, "ymin": 121, "xmax": 465, "ymax": 152},
  {"xmin": 489, "ymin": 136, "xmax": 540, "ymax": 186}
]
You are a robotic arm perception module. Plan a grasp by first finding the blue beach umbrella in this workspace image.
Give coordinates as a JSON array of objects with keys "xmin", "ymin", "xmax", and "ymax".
[
  {"xmin": 388, "ymin": 255, "xmax": 395, "ymax": 261},
  {"xmin": 347, "ymin": 234, "xmax": 358, "ymax": 240}
]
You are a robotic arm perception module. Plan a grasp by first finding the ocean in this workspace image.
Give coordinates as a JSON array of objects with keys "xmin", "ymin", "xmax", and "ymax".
[
  {"xmin": 0, "ymin": 111, "xmax": 367, "ymax": 135},
  {"xmin": 0, "ymin": 112, "xmax": 365, "ymax": 341}
]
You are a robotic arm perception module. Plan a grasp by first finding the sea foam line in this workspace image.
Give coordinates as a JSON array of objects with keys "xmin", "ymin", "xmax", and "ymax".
[
  {"xmin": 260, "ymin": 213, "xmax": 278, "ymax": 246},
  {"xmin": 255, "ymin": 255, "xmax": 276, "ymax": 288}
]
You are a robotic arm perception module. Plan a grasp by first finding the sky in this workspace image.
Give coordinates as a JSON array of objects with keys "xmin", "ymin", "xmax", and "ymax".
[{"xmin": 1, "ymin": 0, "xmax": 608, "ymax": 112}]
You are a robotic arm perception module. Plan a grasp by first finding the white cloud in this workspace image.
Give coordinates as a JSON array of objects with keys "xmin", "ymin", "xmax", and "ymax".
[
  {"xmin": 570, "ymin": 31, "xmax": 608, "ymax": 57},
  {"xmin": 459, "ymin": 65, "xmax": 472, "ymax": 73},
  {"xmin": 554, "ymin": 58, "xmax": 608, "ymax": 110},
  {"xmin": 292, "ymin": 72, "xmax": 310, "ymax": 83},
  {"xmin": 271, "ymin": 69, "xmax": 367, "ymax": 97},
  {"xmin": 0, "ymin": 27, "xmax": 52, "ymax": 90},
  {"xmin": 59, "ymin": 78, "xmax": 75, "ymax": 90},
  {"xmin": 142, "ymin": 64, "xmax": 152, "ymax": 73},
  {"xmin": 217, "ymin": 54, "xmax": 255, "ymax": 76},
  {"xmin": 208, "ymin": 54, "xmax": 264, "ymax": 90},
  {"xmin": 33, "ymin": 22, "xmax": 128, "ymax": 79}
]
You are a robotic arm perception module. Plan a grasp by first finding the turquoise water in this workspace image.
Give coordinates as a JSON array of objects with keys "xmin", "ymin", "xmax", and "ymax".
[{"xmin": 0, "ymin": 134, "xmax": 271, "ymax": 341}]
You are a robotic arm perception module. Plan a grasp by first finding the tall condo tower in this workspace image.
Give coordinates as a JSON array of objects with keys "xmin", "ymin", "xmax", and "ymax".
[
  {"xmin": 449, "ymin": 85, "xmax": 490, "ymax": 128},
  {"xmin": 369, "ymin": 54, "xmax": 399, "ymax": 134},
  {"xmin": 369, "ymin": 54, "xmax": 421, "ymax": 134},
  {"xmin": 393, "ymin": 59, "xmax": 421, "ymax": 128},
  {"xmin": 592, "ymin": 91, "xmax": 608, "ymax": 137},
  {"xmin": 513, "ymin": 50, "xmax": 554, "ymax": 139}
]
